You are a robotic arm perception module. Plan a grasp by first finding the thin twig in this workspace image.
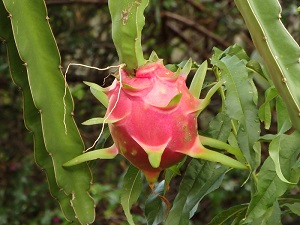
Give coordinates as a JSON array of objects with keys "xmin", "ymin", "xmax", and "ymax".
[{"xmin": 162, "ymin": 11, "xmax": 230, "ymax": 48}]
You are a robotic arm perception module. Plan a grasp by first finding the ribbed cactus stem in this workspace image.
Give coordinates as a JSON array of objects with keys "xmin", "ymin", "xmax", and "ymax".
[
  {"xmin": 1, "ymin": 0, "xmax": 95, "ymax": 223},
  {"xmin": 108, "ymin": 0, "xmax": 149, "ymax": 74},
  {"xmin": 235, "ymin": 0, "xmax": 300, "ymax": 131}
]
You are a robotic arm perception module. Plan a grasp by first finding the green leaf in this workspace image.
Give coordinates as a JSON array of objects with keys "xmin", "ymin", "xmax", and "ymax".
[
  {"xmin": 250, "ymin": 201, "xmax": 282, "ymax": 225},
  {"xmin": 212, "ymin": 54, "xmax": 260, "ymax": 171},
  {"xmin": 207, "ymin": 204, "xmax": 248, "ymax": 225},
  {"xmin": 145, "ymin": 181, "xmax": 167, "ymax": 225},
  {"xmin": 164, "ymin": 158, "xmax": 186, "ymax": 192},
  {"xmin": 121, "ymin": 165, "xmax": 142, "ymax": 225},
  {"xmin": 258, "ymin": 86, "xmax": 278, "ymax": 129},
  {"xmin": 206, "ymin": 111, "xmax": 231, "ymax": 142},
  {"xmin": 246, "ymin": 59, "xmax": 267, "ymax": 80},
  {"xmin": 221, "ymin": 44, "xmax": 250, "ymax": 61},
  {"xmin": 165, "ymin": 160, "xmax": 227, "ymax": 225},
  {"xmin": 245, "ymin": 132, "xmax": 300, "ymax": 223},
  {"xmin": 269, "ymin": 136, "xmax": 296, "ymax": 184},
  {"xmin": 282, "ymin": 202, "xmax": 300, "ymax": 216}
]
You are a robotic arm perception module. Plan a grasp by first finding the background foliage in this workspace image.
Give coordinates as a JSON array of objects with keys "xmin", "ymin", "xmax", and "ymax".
[{"xmin": 0, "ymin": 0, "xmax": 299, "ymax": 224}]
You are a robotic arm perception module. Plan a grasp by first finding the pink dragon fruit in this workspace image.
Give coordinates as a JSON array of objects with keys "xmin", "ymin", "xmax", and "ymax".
[
  {"xmin": 64, "ymin": 60, "xmax": 247, "ymax": 184},
  {"xmin": 104, "ymin": 61, "xmax": 206, "ymax": 183}
]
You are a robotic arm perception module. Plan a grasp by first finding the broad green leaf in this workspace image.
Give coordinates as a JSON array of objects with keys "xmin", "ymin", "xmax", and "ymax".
[
  {"xmin": 244, "ymin": 132, "xmax": 300, "ymax": 223},
  {"xmin": 121, "ymin": 165, "xmax": 142, "ymax": 225},
  {"xmin": 207, "ymin": 204, "xmax": 248, "ymax": 225},
  {"xmin": 250, "ymin": 201, "xmax": 282, "ymax": 225},
  {"xmin": 221, "ymin": 44, "xmax": 250, "ymax": 61},
  {"xmin": 269, "ymin": 136, "xmax": 296, "ymax": 184},
  {"xmin": 212, "ymin": 54, "xmax": 260, "ymax": 171},
  {"xmin": 207, "ymin": 111, "xmax": 231, "ymax": 142},
  {"xmin": 165, "ymin": 160, "xmax": 227, "ymax": 225},
  {"xmin": 145, "ymin": 181, "xmax": 167, "ymax": 225},
  {"xmin": 282, "ymin": 202, "xmax": 300, "ymax": 216}
]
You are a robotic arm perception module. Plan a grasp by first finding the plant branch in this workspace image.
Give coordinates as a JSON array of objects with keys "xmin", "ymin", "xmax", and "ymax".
[{"xmin": 161, "ymin": 11, "xmax": 230, "ymax": 48}]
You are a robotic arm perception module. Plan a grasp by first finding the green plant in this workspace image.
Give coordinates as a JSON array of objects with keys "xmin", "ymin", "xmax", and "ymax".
[{"xmin": 0, "ymin": 0, "xmax": 299, "ymax": 224}]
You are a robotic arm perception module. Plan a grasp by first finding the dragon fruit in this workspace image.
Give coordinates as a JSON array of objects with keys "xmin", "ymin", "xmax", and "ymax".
[
  {"xmin": 64, "ymin": 60, "xmax": 247, "ymax": 184},
  {"xmin": 104, "ymin": 61, "xmax": 203, "ymax": 183}
]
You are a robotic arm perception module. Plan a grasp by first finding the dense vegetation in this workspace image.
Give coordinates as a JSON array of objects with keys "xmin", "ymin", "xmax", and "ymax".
[{"xmin": 0, "ymin": 0, "xmax": 299, "ymax": 224}]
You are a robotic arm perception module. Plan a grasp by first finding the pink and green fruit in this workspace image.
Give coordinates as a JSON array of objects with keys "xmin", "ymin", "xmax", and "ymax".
[{"xmin": 105, "ymin": 61, "xmax": 204, "ymax": 183}]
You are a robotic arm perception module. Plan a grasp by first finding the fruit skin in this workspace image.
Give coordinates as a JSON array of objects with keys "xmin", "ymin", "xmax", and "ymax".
[{"xmin": 104, "ymin": 61, "xmax": 203, "ymax": 182}]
